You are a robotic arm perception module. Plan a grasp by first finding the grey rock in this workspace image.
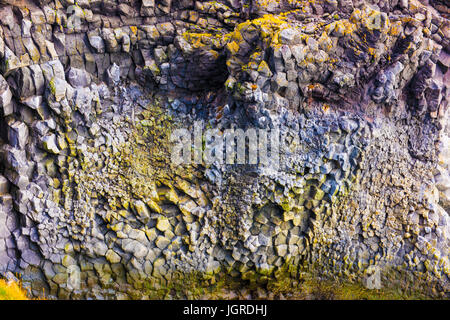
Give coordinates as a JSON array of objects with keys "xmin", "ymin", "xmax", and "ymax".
[
  {"xmin": 74, "ymin": 87, "xmax": 93, "ymax": 119},
  {"xmin": 21, "ymin": 248, "xmax": 42, "ymax": 266},
  {"xmin": 122, "ymin": 239, "xmax": 148, "ymax": 258},
  {"xmin": 272, "ymin": 72, "xmax": 288, "ymax": 91},
  {"xmin": 275, "ymin": 244, "xmax": 288, "ymax": 257},
  {"xmin": 11, "ymin": 67, "xmax": 35, "ymax": 99},
  {"xmin": 156, "ymin": 217, "xmax": 171, "ymax": 232},
  {"xmin": 42, "ymin": 134, "xmax": 60, "ymax": 154},
  {"xmin": 133, "ymin": 200, "xmax": 150, "ymax": 224},
  {"xmin": 291, "ymin": 45, "xmax": 305, "ymax": 64},
  {"xmin": 67, "ymin": 67, "xmax": 92, "ymax": 88},
  {"xmin": 88, "ymin": 35, "xmax": 106, "ymax": 53},
  {"xmin": 2, "ymin": 47, "xmax": 21, "ymax": 76}
]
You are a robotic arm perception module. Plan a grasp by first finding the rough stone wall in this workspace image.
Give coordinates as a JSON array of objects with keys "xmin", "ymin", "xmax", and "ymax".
[{"xmin": 0, "ymin": 0, "xmax": 449, "ymax": 299}]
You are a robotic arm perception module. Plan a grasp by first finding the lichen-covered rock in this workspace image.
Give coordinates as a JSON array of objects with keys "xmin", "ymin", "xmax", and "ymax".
[{"xmin": 0, "ymin": 0, "xmax": 448, "ymax": 300}]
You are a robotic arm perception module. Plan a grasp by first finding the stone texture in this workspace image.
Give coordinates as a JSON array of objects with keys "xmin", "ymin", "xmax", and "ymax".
[{"xmin": 0, "ymin": 0, "xmax": 448, "ymax": 301}]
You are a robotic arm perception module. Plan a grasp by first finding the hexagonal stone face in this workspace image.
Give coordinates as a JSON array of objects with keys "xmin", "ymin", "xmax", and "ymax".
[
  {"xmin": 156, "ymin": 217, "xmax": 171, "ymax": 232},
  {"xmin": 145, "ymin": 228, "xmax": 157, "ymax": 241},
  {"xmin": 275, "ymin": 244, "xmax": 288, "ymax": 257},
  {"xmin": 52, "ymin": 272, "xmax": 68, "ymax": 285},
  {"xmin": 93, "ymin": 241, "xmax": 108, "ymax": 256},
  {"xmin": 133, "ymin": 200, "xmax": 150, "ymax": 223},
  {"xmin": 62, "ymin": 255, "xmax": 76, "ymax": 267}
]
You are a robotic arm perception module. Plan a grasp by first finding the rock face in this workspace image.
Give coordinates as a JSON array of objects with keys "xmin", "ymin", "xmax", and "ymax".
[{"xmin": 0, "ymin": 0, "xmax": 449, "ymax": 299}]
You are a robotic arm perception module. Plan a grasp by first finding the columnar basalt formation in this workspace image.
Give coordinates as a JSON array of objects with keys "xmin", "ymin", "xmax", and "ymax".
[{"xmin": 0, "ymin": 0, "xmax": 449, "ymax": 299}]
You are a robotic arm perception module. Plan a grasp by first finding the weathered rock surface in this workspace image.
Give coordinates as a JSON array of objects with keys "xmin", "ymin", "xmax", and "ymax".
[{"xmin": 0, "ymin": 0, "xmax": 448, "ymax": 299}]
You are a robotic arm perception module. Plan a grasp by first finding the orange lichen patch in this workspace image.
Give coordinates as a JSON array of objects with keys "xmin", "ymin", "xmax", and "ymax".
[
  {"xmin": 183, "ymin": 25, "xmax": 233, "ymax": 50},
  {"xmin": 400, "ymin": 16, "xmax": 414, "ymax": 24},
  {"xmin": 328, "ymin": 57, "xmax": 339, "ymax": 68},
  {"xmin": 242, "ymin": 60, "xmax": 259, "ymax": 71},
  {"xmin": 361, "ymin": 33, "xmax": 368, "ymax": 44},
  {"xmin": 228, "ymin": 14, "xmax": 300, "ymax": 49},
  {"xmin": 184, "ymin": 5, "xmax": 399, "ymax": 88},
  {"xmin": 422, "ymin": 27, "xmax": 431, "ymax": 37},
  {"xmin": 230, "ymin": 28, "xmax": 244, "ymax": 43},
  {"xmin": 349, "ymin": 6, "xmax": 392, "ymax": 34},
  {"xmin": 183, "ymin": 33, "xmax": 205, "ymax": 49},
  {"xmin": 352, "ymin": 48, "xmax": 365, "ymax": 59},
  {"xmin": 241, "ymin": 50, "xmax": 265, "ymax": 73}
]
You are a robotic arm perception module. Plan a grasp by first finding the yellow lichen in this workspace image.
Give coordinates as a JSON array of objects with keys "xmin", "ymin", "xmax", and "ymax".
[{"xmin": 0, "ymin": 279, "xmax": 32, "ymax": 300}]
